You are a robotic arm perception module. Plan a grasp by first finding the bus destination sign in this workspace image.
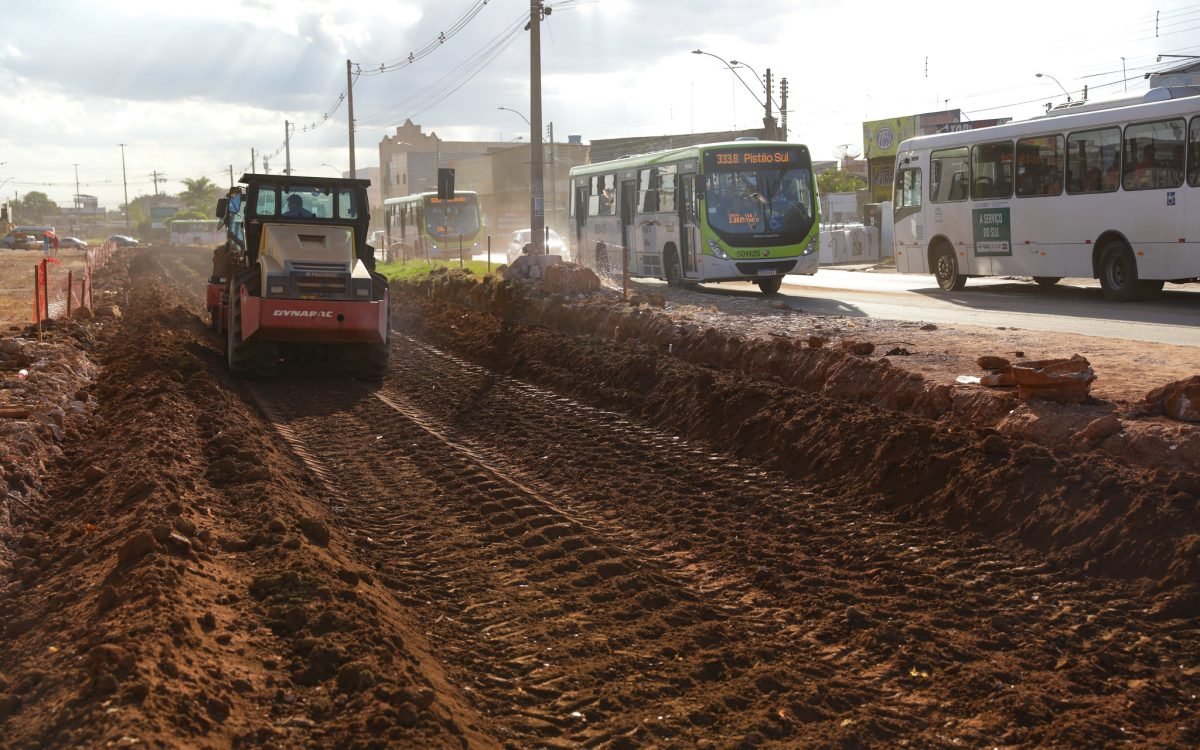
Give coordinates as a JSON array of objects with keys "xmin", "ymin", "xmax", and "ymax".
[{"xmin": 705, "ymin": 149, "xmax": 798, "ymax": 170}]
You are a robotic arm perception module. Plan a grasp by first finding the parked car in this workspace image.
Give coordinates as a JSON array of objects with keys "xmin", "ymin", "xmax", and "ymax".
[
  {"xmin": 59, "ymin": 236, "xmax": 88, "ymax": 249},
  {"xmin": 107, "ymin": 234, "xmax": 139, "ymax": 247},
  {"xmin": 506, "ymin": 228, "xmax": 569, "ymax": 263},
  {"xmin": 1, "ymin": 232, "xmax": 39, "ymax": 250}
]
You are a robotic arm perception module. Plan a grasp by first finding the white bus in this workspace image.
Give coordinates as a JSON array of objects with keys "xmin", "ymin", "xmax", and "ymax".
[
  {"xmin": 892, "ymin": 94, "xmax": 1200, "ymax": 301},
  {"xmin": 169, "ymin": 219, "xmax": 223, "ymax": 246},
  {"xmin": 568, "ymin": 140, "xmax": 819, "ymax": 295}
]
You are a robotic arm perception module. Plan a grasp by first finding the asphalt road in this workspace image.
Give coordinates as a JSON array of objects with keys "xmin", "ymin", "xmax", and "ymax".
[{"xmin": 745, "ymin": 268, "xmax": 1200, "ymax": 347}]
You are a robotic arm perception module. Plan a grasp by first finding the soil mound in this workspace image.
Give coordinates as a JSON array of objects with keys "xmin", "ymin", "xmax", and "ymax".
[{"xmin": 391, "ymin": 270, "xmax": 1200, "ymax": 598}]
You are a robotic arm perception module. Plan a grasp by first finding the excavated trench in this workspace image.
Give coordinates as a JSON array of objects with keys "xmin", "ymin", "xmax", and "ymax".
[{"xmin": 0, "ymin": 246, "xmax": 1196, "ymax": 749}]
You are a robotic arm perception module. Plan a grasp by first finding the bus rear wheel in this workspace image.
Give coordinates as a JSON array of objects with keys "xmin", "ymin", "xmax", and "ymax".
[
  {"xmin": 757, "ymin": 276, "xmax": 783, "ymax": 295},
  {"xmin": 932, "ymin": 244, "xmax": 965, "ymax": 291},
  {"xmin": 1032, "ymin": 276, "xmax": 1061, "ymax": 287},
  {"xmin": 1098, "ymin": 240, "xmax": 1139, "ymax": 302}
]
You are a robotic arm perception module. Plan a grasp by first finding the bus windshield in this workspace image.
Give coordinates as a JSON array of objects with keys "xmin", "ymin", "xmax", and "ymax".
[
  {"xmin": 425, "ymin": 197, "xmax": 479, "ymax": 238},
  {"xmin": 703, "ymin": 149, "xmax": 814, "ymax": 239}
]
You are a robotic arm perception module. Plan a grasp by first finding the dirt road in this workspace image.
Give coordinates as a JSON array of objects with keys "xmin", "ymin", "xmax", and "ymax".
[{"xmin": 0, "ymin": 246, "xmax": 1196, "ymax": 748}]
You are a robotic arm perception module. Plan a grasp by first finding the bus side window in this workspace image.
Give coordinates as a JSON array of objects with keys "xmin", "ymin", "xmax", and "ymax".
[
  {"xmin": 599, "ymin": 174, "xmax": 616, "ymax": 216},
  {"xmin": 587, "ymin": 176, "xmax": 600, "ymax": 217},
  {"xmin": 638, "ymin": 168, "xmax": 659, "ymax": 213},
  {"xmin": 1067, "ymin": 127, "xmax": 1120, "ymax": 194},
  {"xmin": 1016, "ymin": 135, "xmax": 1064, "ymax": 197},
  {"xmin": 894, "ymin": 167, "xmax": 922, "ymax": 215},
  {"xmin": 1189, "ymin": 116, "xmax": 1200, "ymax": 187},
  {"xmin": 930, "ymin": 147, "xmax": 968, "ymax": 202},
  {"xmin": 971, "ymin": 141, "xmax": 1013, "ymax": 199}
]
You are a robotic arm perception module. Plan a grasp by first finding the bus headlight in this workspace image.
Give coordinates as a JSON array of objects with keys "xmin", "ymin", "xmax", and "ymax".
[
  {"xmin": 802, "ymin": 236, "xmax": 817, "ymax": 255},
  {"xmin": 708, "ymin": 239, "xmax": 729, "ymax": 259}
]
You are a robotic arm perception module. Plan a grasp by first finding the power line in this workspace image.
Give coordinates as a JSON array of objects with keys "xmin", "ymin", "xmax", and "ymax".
[
  {"xmin": 355, "ymin": 0, "xmax": 493, "ymax": 75},
  {"xmin": 356, "ymin": 10, "xmax": 528, "ymax": 128}
]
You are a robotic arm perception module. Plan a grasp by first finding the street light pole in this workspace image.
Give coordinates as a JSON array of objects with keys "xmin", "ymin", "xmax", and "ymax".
[
  {"xmin": 730, "ymin": 59, "xmax": 781, "ymax": 139},
  {"xmin": 119, "ymin": 144, "xmax": 130, "ymax": 230},
  {"xmin": 692, "ymin": 49, "xmax": 776, "ymax": 138},
  {"xmin": 1035, "ymin": 72, "xmax": 1072, "ymax": 102},
  {"xmin": 499, "ymin": 106, "xmax": 531, "ymax": 126}
]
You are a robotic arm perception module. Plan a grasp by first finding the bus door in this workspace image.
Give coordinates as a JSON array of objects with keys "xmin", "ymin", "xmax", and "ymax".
[
  {"xmin": 574, "ymin": 182, "xmax": 588, "ymax": 251},
  {"xmin": 620, "ymin": 179, "xmax": 636, "ymax": 262},
  {"xmin": 679, "ymin": 174, "xmax": 700, "ymax": 277}
]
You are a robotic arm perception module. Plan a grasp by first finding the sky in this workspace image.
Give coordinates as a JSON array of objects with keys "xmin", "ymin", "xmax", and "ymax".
[{"xmin": 2, "ymin": 0, "xmax": 1199, "ymax": 211}]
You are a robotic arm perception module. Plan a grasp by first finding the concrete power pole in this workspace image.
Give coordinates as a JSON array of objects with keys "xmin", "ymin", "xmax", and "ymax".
[
  {"xmin": 284, "ymin": 120, "xmax": 292, "ymax": 176},
  {"xmin": 529, "ymin": 0, "xmax": 545, "ymax": 255},
  {"xmin": 250, "ymin": 148, "xmax": 256, "ymax": 175},
  {"xmin": 763, "ymin": 68, "xmax": 776, "ymax": 140},
  {"xmin": 780, "ymin": 78, "xmax": 789, "ymax": 141},
  {"xmin": 119, "ymin": 144, "xmax": 129, "ymax": 230},
  {"xmin": 547, "ymin": 121, "xmax": 556, "ymax": 236},
  {"xmin": 347, "ymin": 60, "xmax": 356, "ymax": 177}
]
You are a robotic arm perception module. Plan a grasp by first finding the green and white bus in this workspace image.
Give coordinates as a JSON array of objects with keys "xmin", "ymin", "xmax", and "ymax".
[
  {"xmin": 383, "ymin": 191, "xmax": 484, "ymax": 260},
  {"xmin": 892, "ymin": 93, "xmax": 1200, "ymax": 301},
  {"xmin": 568, "ymin": 140, "xmax": 819, "ymax": 294}
]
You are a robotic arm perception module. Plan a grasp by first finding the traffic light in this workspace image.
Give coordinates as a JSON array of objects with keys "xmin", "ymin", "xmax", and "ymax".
[{"xmin": 437, "ymin": 168, "xmax": 455, "ymax": 200}]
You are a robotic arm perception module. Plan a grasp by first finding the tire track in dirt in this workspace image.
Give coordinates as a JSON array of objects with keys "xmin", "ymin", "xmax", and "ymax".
[{"xmin": 246, "ymin": 335, "xmax": 1198, "ymax": 748}]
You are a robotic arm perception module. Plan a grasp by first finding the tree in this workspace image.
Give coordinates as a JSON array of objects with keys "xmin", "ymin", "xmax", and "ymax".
[
  {"xmin": 816, "ymin": 170, "xmax": 867, "ymax": 195},
  {"xmin": 179, "ymin": 177, "xmax": 222, "ymax": 215},
  {"xmin": 17, "ymin": 192, "xmax": 60, "ymax": 223}
]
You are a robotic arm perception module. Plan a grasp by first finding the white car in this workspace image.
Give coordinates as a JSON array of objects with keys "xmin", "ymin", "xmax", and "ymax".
[{"xmin": 506, "ymin": 228, "xmax": 568, "ymax": 263}]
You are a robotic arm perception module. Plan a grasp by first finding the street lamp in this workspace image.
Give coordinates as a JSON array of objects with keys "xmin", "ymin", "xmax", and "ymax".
[
  {"xmin": 1035, "ymin": 72, "xmax": 1071, "ymax": 102},
  {"xmin": 692, "ymin": 49, "xmax": 764, "ymax": 108},
  {"xmin": 320, "ymin": 163, "xmax": 343, "ymax": 177},
  {"xmin": 730, "ymin": 58, "xmax": 783, "ymax": 139},
  {"xmin": 692, "ymin": 49, "xmax": 780, "ymax": 138},
  {"xmin": 498, "ymin": 106, "xmax": 531, "ymax": 126}
]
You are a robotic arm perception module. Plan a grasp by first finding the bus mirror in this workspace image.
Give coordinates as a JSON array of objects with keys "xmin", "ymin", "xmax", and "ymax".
[
  {"xmin": 438, "ymin": 168, "xmax": 456, "ymax": 200},
  {"xmin": 215, "ymin": 198, "xmax": 228, "ymax": 219}
]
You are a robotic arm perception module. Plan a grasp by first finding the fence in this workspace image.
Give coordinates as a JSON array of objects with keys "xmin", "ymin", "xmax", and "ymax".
[{"xmin": 32, "ymin": 240, "xmax": 117, "ymax": 339}]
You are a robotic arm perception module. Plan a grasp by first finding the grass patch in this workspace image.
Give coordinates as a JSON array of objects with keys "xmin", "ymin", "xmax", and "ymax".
[{"xmin": 377, "ymin": 258, "xmax": 497, "ymax": 281}]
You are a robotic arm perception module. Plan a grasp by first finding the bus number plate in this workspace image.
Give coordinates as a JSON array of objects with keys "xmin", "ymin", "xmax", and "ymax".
[{"xmin": 757, "ymin": 269, "xmax": 775, "ymax": 276}]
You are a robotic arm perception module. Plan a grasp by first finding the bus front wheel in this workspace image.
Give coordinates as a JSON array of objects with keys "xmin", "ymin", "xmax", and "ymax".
[
  {"xmin": 757, "ymin": 276, "xmax": 783, "ymax": 295},
  {"xmin": 1098, "ymin": 241, "xmax": 1139, "ymax": 302},
  {"xmin": 664, "ymin": 246, "xmax": 685, "ymax": 287},
  {"xmin": 932, "ymin": 244, "xmax": 965, "ymax": 292}
]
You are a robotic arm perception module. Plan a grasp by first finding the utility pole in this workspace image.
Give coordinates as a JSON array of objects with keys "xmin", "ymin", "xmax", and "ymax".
[
  {"xmin": 529, "ymin": 0, "xmax": 545, "ymax": 255},
  {"xmin": 71, "ymin": 163, "xmax": 80, "ymax": 233},
  {"xmin": 780, "ymin": 78, "xmax": 789, "ymax": 141},
  {"xmin": 284, "ymin": 120, "xmax": 292, "ymax": 176},
  {"xmin": 250, "ymin": 148, "xmax": 256, "ymax": 175},
  {"xmin": 119, "ymin": 144, "xmax": 129, "ymax": 230},
  {"xmin": 763, "ymin": 68, "xmax": 776, "ymax": 140},
  {"xmin": 229, "ymin": 164, "xmax": 234, "ymax": 189},
  {"xmin": 149, "ymin": 170, "xmax": 166, "ymax": 196},
  {"xmin": 347, "ymin": 59, "xmax": 356, "ymax": 177},
  {"xmin": 547, "ymin": 121, "xmax": 556, "ymax": 236},
  {"xmin": 263, "ymin": 156, "xmax": 270, "ymax": 174}
]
